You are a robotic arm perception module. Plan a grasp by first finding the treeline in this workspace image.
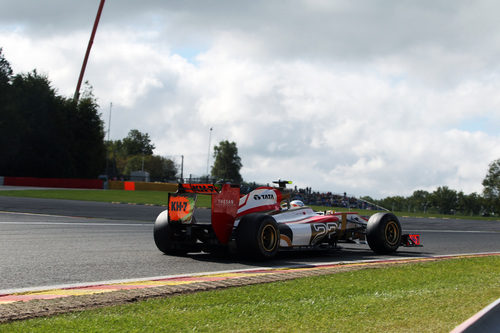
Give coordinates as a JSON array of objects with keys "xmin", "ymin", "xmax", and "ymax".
[
  {"xmin": 0, "ymin": 48, "xmax": 178, "ymax": 181},
  {"xmin": 105, "ymin": 129, "xmax": 178, "ymax": 181},
  {"xmin": 363, "ymin": 187, "xmax": 485, "ymax": 216},
  {"xmin": 363, "ymin": 159, "xmax": 500, "ymax": 216},
  {"xmin": 0, "ymin": 48, "xmax": 105, "ymax": 178}
]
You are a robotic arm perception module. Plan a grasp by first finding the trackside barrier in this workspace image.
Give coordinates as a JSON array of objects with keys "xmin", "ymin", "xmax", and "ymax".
[
  {"xmin": 135, "ymin": 182, "xmax": 177, "ymax": 191},
  {"xmin": 109, "ymin": 181, "xmax": 124, "ymax": 190},
  {"xmin": 124, "ymin": 181, "xmax": 135, "ymax": 191},
  {"xmin": 109, "ymin": 180, "xmax": 178, "ymax": 192},
  {"xmin": 2, "ymin": 178, "xmax": 190, "ymax": 193},
  {"xmin": 2, "ymin": 177, "xmax": 103, "ymax": 189}
]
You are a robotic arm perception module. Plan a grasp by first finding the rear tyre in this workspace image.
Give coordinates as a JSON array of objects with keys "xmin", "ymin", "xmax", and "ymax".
[
  {"xmin": 236, "ymin": 214, "xmax": 280, "ymax": 260},
  {"xmin": 154, "ymin": 210, "xmax": 192, "ymax": 255},
  {"xmin": 366, "ymin": 212, "xmax": 402, "ymax": 254}
]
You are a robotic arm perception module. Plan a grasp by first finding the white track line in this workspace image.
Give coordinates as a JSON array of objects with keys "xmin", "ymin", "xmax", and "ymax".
[
  {"xmin": 451, "ymin": 298, "xmax": 500, "ymax": 332},
  {"xmin": 0, "ymin": 221, "xmax": 150, "ymax": 227},
  {"xmin": 406, "ymin": 229, "xmax": 499, "ymax": 233},
  {"xmin": 0, "ymin": 210, "xmax": 82, "ymax": 218}
]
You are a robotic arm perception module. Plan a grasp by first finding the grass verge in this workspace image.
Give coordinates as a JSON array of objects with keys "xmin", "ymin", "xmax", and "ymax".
[
  {"xmin": 1, "ymin": 256, "xmax": 499, "ymax": 332},
  {"xmin": 0, "ymin": 189, "xmax": 213, "ymax": 208},
  {"xmin": 0, "ymin": 189, "xmax": 171, "ymax": 205}
]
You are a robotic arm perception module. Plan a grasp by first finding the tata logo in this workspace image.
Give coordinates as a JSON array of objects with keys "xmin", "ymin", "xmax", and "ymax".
[{"xmin": 253, "ymin": 194, "xmax": 275, "ymax": 200}]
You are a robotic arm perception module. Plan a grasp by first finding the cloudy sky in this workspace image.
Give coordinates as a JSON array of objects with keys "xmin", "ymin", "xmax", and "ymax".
[{"xmin": 2, "ymin": 0, "xmax": 500, "ymax": 198}]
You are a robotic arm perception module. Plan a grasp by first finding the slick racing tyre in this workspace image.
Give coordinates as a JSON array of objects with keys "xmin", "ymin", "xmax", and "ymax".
[
  {"xmin": 154, "ymin": 210, "xmax": 195, "ymax": 255},
  {"xmin": 366, "ymin": 212, "xmax": 402, "ymax": 254},
  {"xmin": 236, "ymin": 214, "xmax": 280, "ymax": 260}
]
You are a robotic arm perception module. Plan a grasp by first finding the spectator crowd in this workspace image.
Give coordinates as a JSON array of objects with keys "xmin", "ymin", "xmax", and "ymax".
[{"xmin": 290, "ymin": 187, "xmax": 380, "ymax": 210}]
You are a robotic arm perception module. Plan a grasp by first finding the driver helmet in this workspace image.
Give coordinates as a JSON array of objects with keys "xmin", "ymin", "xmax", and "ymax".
[{"xmin": 290, "ymin": 200, "xmax": 305, "ymax": 208}]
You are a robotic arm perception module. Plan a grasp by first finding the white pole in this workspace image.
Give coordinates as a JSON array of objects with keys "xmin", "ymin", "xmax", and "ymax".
[
  {"xmin": 107, "ymin": 102, "xmax": 112, "ymax": 141},
  {"xmin": 206, "ymin": 127, "xmax": 213, "ymax": 176},
  {"xmin": 105, "ymin": 102, "xmax": 112, "ymax": 177},
  {"xmin": 181, "ymin": 155, "xmax": 184, "ymax": 181}
]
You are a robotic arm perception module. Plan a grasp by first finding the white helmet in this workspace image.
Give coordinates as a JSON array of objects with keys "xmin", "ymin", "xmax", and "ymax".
[{"xmin": 290, "ymin": 200, "xmax": 305, "ymax": 208}]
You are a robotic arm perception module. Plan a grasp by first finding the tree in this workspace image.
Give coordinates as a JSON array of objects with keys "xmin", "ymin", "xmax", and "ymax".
[
  {"xmin": 482, "ymin": 158, "xmax": 500, "ymax": 214},
  {"xmin": 123, "ymin": 155, "xmax": 177, "ymax": 181},
  {"xmin": 377, "ymin": 195, "xmax": 407, "ymax": 212},
  {"xmin": 105, "ymin": 130, "xmax": 159, "ymax": 178},
  {"xmin": 104, "ymin": 139, "xmax": 127, "ymax": 178},
  {"xmin": 0, "ymin": 56, "xmax": 105, "ymax": 178},
  {"xmin": 69, "ymin": 94, "xmax": 106, "ymax": 178},
  {"xmin": 431, "ymin": 186, "xmax": 457, "ymax": 214},
  {"xmin": 0, "ymin": 48, "xmax": 13, "ymax": 154},
  {"xmin": 456, "ymin": 191, "xmax": 482, "ymax": 216},
  {"xmin": 0, "ymin": 47, "xmax": 12, "ymax": 86},
  {"xmin": 409, "ymin": 190, "xmax": 431, "ymax": 213},
  {"xmin": 211, "ymin": 140, "xmax": 243, "ymax": 183},
  {"xmin": 122, "ymin": 129, "xmax": 155, "ymax": 156}
]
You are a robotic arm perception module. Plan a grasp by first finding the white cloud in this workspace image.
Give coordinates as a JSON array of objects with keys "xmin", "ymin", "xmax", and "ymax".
[{"xmin": 2, "ymin": 1, "xmax": 500, "ymax": 198}]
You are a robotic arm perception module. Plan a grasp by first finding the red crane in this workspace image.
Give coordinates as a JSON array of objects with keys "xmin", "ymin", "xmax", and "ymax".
[{"xmin": 73, "ymin": 0, "xmax": 106, "ymax": 102}]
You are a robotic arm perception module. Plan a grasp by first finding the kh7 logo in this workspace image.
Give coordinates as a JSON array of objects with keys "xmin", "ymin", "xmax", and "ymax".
[
  {"xmin": 169, "ymin": 195, "xmax": 194, "ymax": 223},
  {"xmin": 187, "ymin": 184, "xmax": 218, "ymax": 193},
  {"xmin": 171, "ymin": 201, "xmax": 188, "ymax": 211}
]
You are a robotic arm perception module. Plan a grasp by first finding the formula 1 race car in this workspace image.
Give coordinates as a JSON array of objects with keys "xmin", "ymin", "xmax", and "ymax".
[{"xmin": 154, "ymin": 183, "xmax": 421, "ymax": 260}]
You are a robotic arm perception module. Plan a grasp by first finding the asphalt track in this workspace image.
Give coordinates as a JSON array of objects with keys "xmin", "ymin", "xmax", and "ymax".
[{"xmin": 1, "ymin": 196, "xmax": 499, "ymax": 293}]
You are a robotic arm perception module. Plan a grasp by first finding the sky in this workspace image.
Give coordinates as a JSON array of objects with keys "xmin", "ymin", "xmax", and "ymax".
[{"xmin": 1, "ymin": 0, "xmax": 500, "ymax": 198}]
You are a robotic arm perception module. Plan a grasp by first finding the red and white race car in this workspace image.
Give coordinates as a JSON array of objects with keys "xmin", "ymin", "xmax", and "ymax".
[{"xmin": 154, "ymin": 183, "xmax": 421, "ymax": 260}]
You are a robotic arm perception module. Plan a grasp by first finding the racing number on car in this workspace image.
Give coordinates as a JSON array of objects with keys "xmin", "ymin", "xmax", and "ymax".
[{"xmin": 310, "ymin": 222, "xmax": 337, "ymax": 244}]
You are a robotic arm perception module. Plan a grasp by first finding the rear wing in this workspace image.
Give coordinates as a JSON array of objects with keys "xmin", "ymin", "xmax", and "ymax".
[
  {"xmin": 177, "ymin": 183, "xmax": 220, "ymax": 194},
  {"xmin": 168, "ymin": 183, "xmax": 240, "ymax": 244}
]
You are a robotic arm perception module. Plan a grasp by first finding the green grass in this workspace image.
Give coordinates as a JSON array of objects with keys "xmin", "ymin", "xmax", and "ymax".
[
  {"xmin": 1, "ymin": 256, "xmax": 498, "ymax": 332},
  {"xmin": 0, "ymin": 189, "xmax": 168, "ymax": 204},
  {"xmin": 0, "ymin": 189, "xmax": 212, "ymax": 208},
  {"xmin": 0, "ymin": 189, "xmax": 498, "ymax": 220}
]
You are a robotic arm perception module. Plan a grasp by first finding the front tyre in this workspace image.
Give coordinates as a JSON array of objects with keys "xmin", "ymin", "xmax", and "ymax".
[
  {"xmin": 236, "ymin": 214, "xmax": 280, "ymax": 260},
  {"xmin": 366, "ymin": 212, "xmax": 402, "ymax": 254}
]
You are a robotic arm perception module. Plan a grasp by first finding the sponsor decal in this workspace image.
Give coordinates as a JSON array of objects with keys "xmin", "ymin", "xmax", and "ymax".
[
  {"xmin": 181, "ymin": 184, "xmax": 219, "ymax": 194},
  {"xmin": 216, "ymin": 199, "xmax": 235, "ymax": 206},
  {"xmin": 253, "ymin": 193, "xmax": 275, "ymax": 200},
  {"xmin": 237, "ymin": 187, "xmax": 281, "ymax": 217},
  {"xmin": 169, "ymin": 194, "xmax": 196, "ymax": 223}
]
